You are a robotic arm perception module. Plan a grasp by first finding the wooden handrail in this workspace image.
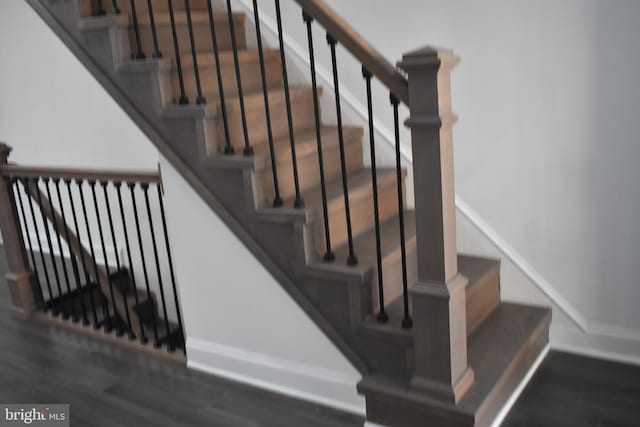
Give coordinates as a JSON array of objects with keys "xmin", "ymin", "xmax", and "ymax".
[
  {"xmin": 0, "ymin": 164, "xmax": 161, "ymax": 185},
  {"xmin": 293, "ymin": 0, "xmax": 409, "ymax": 105}
]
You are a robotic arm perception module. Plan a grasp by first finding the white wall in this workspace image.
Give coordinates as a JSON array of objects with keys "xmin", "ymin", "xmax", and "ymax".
[
  {"xmin": 0, "ymin": 0, "xmax": 365, "ymax": 413},
  {"xmin": 160, "ymin": 158, "xmax": 364, "ymax": 413},
  {"xmin": 253, "ymin": 0, "xmax": 640, "ymax": 362}
]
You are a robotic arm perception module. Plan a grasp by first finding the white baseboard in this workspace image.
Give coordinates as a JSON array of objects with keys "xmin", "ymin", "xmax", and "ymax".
[
  {"xmin": 186, "ymin": 338, "xmax": 366, "ymax": 416},
  {"xmin": 551, "ymin": 326, "xmax": 640, "ymax": 367}
]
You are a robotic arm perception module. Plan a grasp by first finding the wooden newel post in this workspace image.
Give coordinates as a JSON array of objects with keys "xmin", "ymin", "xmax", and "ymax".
[
  {"xmin": 398, "ymin": 48, "xmax": 474, "ymax": 403},
  {"xmin": 0, "ymin": 143, "xmax": 39, "ymax": 317}
]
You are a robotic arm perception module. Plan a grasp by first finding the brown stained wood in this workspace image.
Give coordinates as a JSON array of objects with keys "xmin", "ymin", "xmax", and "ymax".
[
  {"xmin": 211, "ymin": 86, "xmax": 318, "ymax": 153},
  {"xmin": 358, "ymin": 303, "xmax": 551, "ymax": 427},
  {"xmin": 0, "ymin": 164, "xmax": 161, "ymax": 185},
  {"xmin": 133, "ymin": 12, "xmax": 246, "ymax": 60},
  {"xmin": 458, "ymin": 255, "xmax": 501, "ymax": 335},
  {"xmin": 293, "ymin": 0, "xmax": 409, "ymax": 104},
  {"xmin": 292, "ymin": 168, "xmax": 404, "ymax": 253},
  {"xmin": 172, "ymin": 49, "xmax": 283, "ymax": 102},
  {"xmin": 338, "ymin": 212, "xmax": 418, "ymax": 313},
  {"xmin": 257, "ymin": 126, "xmax": 363, "ymax": 204}
]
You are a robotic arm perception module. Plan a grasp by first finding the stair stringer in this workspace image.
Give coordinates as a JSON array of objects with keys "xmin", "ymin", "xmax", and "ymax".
[{"xmin": 27, "ymin": 0, "xmax": 417, "ymax": 381}]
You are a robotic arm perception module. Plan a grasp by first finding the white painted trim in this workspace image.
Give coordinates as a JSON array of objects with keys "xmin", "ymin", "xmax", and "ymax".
[
  {"xmin": 551, "ymin": 326, "xmax": 640, "ymax": 367},
  {"xmin": 186, "ymin": 337, "xmax": 366, "ymax": 416},
  {"xmin": 364, "ymin": 422, "xmax": 388, "ymax": 427},
  {"xmin": 489, "ymin": 344, "xmax": 550, "ymax": 427}
]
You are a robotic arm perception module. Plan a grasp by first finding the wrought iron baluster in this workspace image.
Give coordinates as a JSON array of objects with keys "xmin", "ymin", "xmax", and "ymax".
[
  {"xmin": 327, "ymin": 34, "xmax": 357, "ymax": 266},
  {"xmin": 304, "ymin": 12, "xmax": 333, "ymax": 261},
  {"xmin": 390, "ymin": 94, "xmax": 412, "ymax": 329},
  {"xmin": 363, "ymin": 69, "xmax": 387, "ymax": 323},
  {"xmin": 275, "ymin": 0, "xmax": 303, "ymax": 207},
  {"xmin": 254, "ymin": 0, "xmax": 282, "ymax": 207}
]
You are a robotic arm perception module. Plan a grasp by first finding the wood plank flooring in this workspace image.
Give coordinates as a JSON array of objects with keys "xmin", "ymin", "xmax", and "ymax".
[{"xmin": 1, "ymin": 246, "xmax": 639, "ymax": 426}]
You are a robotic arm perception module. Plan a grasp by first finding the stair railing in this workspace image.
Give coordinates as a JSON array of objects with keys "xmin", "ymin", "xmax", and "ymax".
[
  {"xmin": 0, "ymin": 144, "xmax": 185, "ymax": 356},
  {"xmin": 84, "ymin": 0, "xmax": 472, "ymax": 400}
]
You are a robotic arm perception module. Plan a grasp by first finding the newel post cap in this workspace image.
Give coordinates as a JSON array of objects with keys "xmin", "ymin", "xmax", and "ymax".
[{"xmin": 398, "ymin": 45, "xmax": 460, "ymax": 72}]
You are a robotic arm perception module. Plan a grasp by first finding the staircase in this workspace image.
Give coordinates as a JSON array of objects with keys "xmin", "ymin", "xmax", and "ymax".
[{"xmin": 8, "ymin": 0, "xmax": 552, "ymax": 425}]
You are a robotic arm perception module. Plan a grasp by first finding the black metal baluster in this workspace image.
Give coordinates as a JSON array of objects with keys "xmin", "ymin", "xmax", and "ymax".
[
  {"xmin": 78, "ymin": 180, "xmax": 112, "ymax": 331},
  {"xmin": 96, "ymin": 0, "xmax": 106, "ymax": 16},
  {"xmin": 391, "ymin": 94, "xmax": 412, "ymax": 329},
  {"xmin": 205, "ymin": 0, "xmax": 232, "ymax": 153},
  {"xmin": 156, "ymin": 184, "xmax": 185, "ymax": 352},
  {"xmin": 146, "ymin": 0, "xmax": 162, "ymax": 58},
  {"xmin": 66, "ymin": 179, "xmax": 99, "ymax": 327},
  {"xmin": 254, "ymin": 0, "xmax": 282, "ymax": 207},
  {"xmin": 13, "ymin": 178, "xmax": 45, "ymax": 307},
  {"xmin": 167, "ymin": 0, "xmax": 188, "ymax": 104},
  {"xmin": 23, "ymin": 178, "xmax": 54, "ymax": 312},
  {"xmin": 184, "ymin": 0, "xmax": 205, "ymax": 104},
  {"xmin": 129, "ymin": 0, "xmax": 146, "ymax": 59},
  {"xmin": 129, "ymin": 183, "xmax": 160, "ymax": 346},
  {"xmin": 55, "ymin": 179, "xmax": 89, "ymax": 325},
  {"xmin": 327, "ymin": 34, "xmax": 357, "ymax": 266},
  {"xmin": 304, "ymin": 13, "xmax": 333, "ymax": 260},
  {"xmin": 115, "ymin": 182, "xmax": 147, "ymax": 342},
  {"xmin": 102, "ymin": 182, "xmax": 134, "ymax": 338},
  {"xmin": 111, "ymin": 0, "xmax": 120, "ymax": 14},
  {"xmin": 226, "ymin": 0, "xmax": 252, "ymax": 156},
  {"xmin": 90, "ymin": 182, "xmax": 123, "ymax": 336},
  {"xmin": 35, "ymin": 178, "xmax": 65, "ymax": 316},
  {"xmin": 45, "ymin": 178, "xmax": 76, "ymax": 320},
  {"xmin": 363, "ymin": 69, "xmax": 387, "ymax": 322},
  {"xmin": 275, "ymin": 0, "xmax": 303, "ymax": 207},
  {"xmin": 142, "ymin": 184, "xmax": 173, "ymax": 350}
]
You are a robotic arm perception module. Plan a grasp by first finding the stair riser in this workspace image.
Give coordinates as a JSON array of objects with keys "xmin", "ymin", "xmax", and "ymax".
[
  {"xmin": 371, "ymin": 238, "xmax": 417, "ymax": 314},
  {"xmin": 80, "ymin": 0, "xmax": 211, "ymax": 17},
  {"xmin": 212, "ymin": 91, "xmax": 316, "ymax": 153},
  {"xmin": 466, "ymin": 265, "xmax": 500, "ymax": 335},
  {"xmin": 173, "ymin": 54, "xmax": 283, "ymax": 102},
  {"xmin": 133, "ymin": 16, "xmax": 246, "ymax": 61},
  {"xmin": 258, "ymin": 137, "xmax": 363, "ymax": 204},
  {"xmin": 322, "ymin": 177, "xmax": 404, "ymax": 253}
]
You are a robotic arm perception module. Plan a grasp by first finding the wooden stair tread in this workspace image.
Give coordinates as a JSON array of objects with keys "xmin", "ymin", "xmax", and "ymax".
[
  {"xmin": 364, "ymin": 253, "xmax": 501, "ymax": 336},
  {"xmin": 458, "ymin": 255, "xmax": 499, "ymax": 285},
  {"xmin": 459, "ymin": 254, "xmax": 501, "ymax": 335},
  {"xmin": 334, "ymin": 210, "xmax": 416, "ymax": 270},
  {"xmin": 136, "ymin": 11, "xmax": 245, "ymax": 26},
  {"xmin": 174, "ymin": 49, "xmax": 281, "ymax": 69},
  {"xmin": 212, "ymin": 85, "xmax": 314, "ymax": 114},
  {"xmin": 254, "ymin": 125, "xmax": 363, "ymax": 164},
  {"xmin": 290, "ymin": 167, "xmax": 398, "ymax": 213},
  {"xmin": 357, "ymin": 303, "xmax": 551, "ymax": 424}
]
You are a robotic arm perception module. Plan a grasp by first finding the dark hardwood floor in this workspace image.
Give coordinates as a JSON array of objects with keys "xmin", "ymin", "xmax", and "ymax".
[
  {"xmin": 1, "ymin": 246, "xmax": 639, "ymax": 426},
  {"xmin": 501, "ymin": 350, "xmax": 640, "ymax": 426}
]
